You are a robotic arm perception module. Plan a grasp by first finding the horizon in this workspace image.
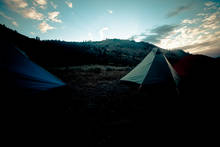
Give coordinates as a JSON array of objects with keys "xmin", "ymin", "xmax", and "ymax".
[{"xmin": 0, "ymin": 0, "xmax": 220, "ymax": 57}]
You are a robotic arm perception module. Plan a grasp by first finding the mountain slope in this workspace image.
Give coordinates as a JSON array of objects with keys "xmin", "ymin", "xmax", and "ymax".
[{"xmin": 0, "ymin": 24, "xmax": 188, "ymax": 67}]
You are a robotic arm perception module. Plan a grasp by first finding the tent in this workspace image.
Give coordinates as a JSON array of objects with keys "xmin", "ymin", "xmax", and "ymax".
[
  {"xmin": 0, "ymin": 43, "xmax": 66, "ymax": 95},
  {"xmin": 0, "ymin": 43, "xmax": 69, "ymax": 113},
  {"xmin": 120, "ymin": 48, "xmax": 180, "ymax": 88}
]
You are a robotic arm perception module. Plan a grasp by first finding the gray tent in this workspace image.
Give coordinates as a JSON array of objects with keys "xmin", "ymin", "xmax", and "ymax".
[{"xmin": 120, "ymin": 48, "xmax": 180, "ymax": 88}]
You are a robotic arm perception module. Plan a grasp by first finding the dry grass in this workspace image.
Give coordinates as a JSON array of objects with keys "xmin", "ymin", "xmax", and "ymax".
[
  {"xmin": 48, "ymin": 65, "xmax": 132, "ymax": 100},
  {"xmin": 49, "ymin": 65, "xmax": 140, "ymax": 118},
  {"xmin": 47, "ymin": 65, "xmax": 182, "ymax": 146}
]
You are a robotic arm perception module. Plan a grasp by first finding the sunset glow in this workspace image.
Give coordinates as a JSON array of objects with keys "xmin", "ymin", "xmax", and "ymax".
[{"xmin": 0, "ymin": 0, "xmax": 219, "ymax": 57}]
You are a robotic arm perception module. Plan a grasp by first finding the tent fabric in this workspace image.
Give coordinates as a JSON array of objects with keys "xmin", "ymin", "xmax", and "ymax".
[
  {"xmin": 164, "ymin": 57, "xmax": 180, "ymax": 86},
  {"xmin": 120, "ymin": 48, "xmax": 180, "ymax": 87},
  {"xmin": 0, "ymin": 44, "xmax": 66, "ymax": 94},
  {"xmin": 120, "ymin": 48, "xmax": 158, "ymax": 84}
]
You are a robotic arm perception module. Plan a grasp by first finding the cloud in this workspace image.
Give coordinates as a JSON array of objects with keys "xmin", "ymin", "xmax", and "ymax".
[
  {"xmin": 151, "ymin": 25, "xmax": 178, "ymax": 34},
  {"xmin": 12, "ymin": 21, "xmax": 18, "ymax": 27},
  {"xmin": 50, "ymin": 1, "xmax": 57, "ymax": 9},
  {"xmin": 21, "ymin": 7, "xmax": 44, "ymax": 20},
  {"xmin": 38, "ymin": 21, "xmax": 54, "ymax": 33},
  {"xmin": 30, "ymin": 32, "xmax": 35, "ymax": 35},
  {"xmin": 197, "ymin": 13, "xmax": 207, "ymax": 16},
  {"xmin": 39, "ymin": 5, "xmax": 46, "ymax": 9},
  {"xmin": 99, "ymin": 27, "xmax": 109, "ymax": 40},
  {"xmin": 166, "ymin": 4, "xmax": 192, "ymax": 18},
  {"xmin": 160, "ymin": 11, "xmax": 220, "ymax": 57},
  {"xmin": 107, "ymin": 9, "xmax": 113, "ymax": 14},
  {"xmin": 147, "ymin": 25, "xmax": 178, "ymax": 43},
  {"xmin": 65, "ymin": 1, "xmax": 72, "ymax": 8},
  {"xmin": 176, "ymin": 39, "xmax": 219, "ymax": 51},
  {"xmin": 204, "ymin": 1, "xmax": 215, "ymax": 7},
  {"xmin": 33, "ymin": 0, "xmax": 47, "ymax": 9},
  {"xmin": 0, "ymin": 11, "xmax": 18, "ymax": 27},
  {"xmin": 176, "ymin": 38, "xmax": 220, "ymax": 57},
  {"xmin": 130, "ymin": 9, "xmax": 220, "ymax": 57},
  {"xmin": 182, "ymin": 19, "xmax": 198, "ymax": 24},
  {"xmin": 204, "ymin": 1, "xmax": 218, "ymax": 10},
  {"xmin": 131, "ymin": 25, "xmax": 179, "ymax": 44},
  {"xmin": 5, "ymin": 0, "xmax": 28, "ymax": 9},
  {"xmin": 0, "ymin": 11, "xmax": 13, "ymax": 20},
  {"xmin": 129, "ymin": 34, "xmax": 139, "ymax": 41},
  {"xmin": 201, "ymin": 12, "xmax": 220, "ymax": 29},
  {"xmin": 48, "ymin": 11, "xmax": 62, "ymax": 23},
  {"xmin": 157, "ymin": 25, "xmax": 218, "ymax": 50},
  {"xmin": 5, "ymin": 0, "xmax": 44, "ymax": 20},
  {"xmin": 34, "ymin": 0, "xmax": 47, "ymax": 5}
]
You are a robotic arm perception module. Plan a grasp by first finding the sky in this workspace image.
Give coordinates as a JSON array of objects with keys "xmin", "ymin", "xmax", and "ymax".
[{"xmin": 0, "ymin": 0, "xmax": 220, "ymax": 57}]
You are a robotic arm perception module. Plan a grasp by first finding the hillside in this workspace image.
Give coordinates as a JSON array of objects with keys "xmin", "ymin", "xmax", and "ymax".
[
  {"xmin": 1, "ymin": 24, "xmax": 220, "ymax": 146},
  {"xmin": 0, "ymin": 24, "xmax": 188, "ymax": 67}
]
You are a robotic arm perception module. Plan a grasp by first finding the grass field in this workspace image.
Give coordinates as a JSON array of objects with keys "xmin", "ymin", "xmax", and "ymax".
[
  {"xmin": 48, "ymin": 65, "xmax": 135, "ymax": 103},
  {"xmin": 46, "ymin": 63, "xmax": 219, "ymax": 146},
  {"xmin": 48, "ymin": 65, "xmax": 182, "ymax": 146}
]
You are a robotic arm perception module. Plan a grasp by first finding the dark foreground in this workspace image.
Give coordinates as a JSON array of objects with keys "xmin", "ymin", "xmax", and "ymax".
[{"xmin": 46, "ymin": 64, "xmax": 219, "ymax": 146}]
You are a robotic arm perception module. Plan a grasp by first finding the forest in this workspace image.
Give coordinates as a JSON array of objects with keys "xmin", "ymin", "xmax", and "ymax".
[{"xmin": 0, "ymin": 24, "xmax": 188, "ymax": 67}]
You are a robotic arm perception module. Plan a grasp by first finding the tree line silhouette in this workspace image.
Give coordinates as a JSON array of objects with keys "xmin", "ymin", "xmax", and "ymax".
[{"xmin": 0, "ymin": 24, "xmax": 188, "ymax": 67}]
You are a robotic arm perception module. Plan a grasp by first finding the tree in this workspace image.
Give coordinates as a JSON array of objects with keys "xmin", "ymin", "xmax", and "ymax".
[{"xmin": 36, "ymin": 36, "xmax": 40, "ymax": 40}]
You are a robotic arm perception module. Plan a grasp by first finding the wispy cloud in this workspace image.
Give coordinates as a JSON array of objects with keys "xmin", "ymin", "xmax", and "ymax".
[
  {"xmin": 204, "ymin": 1, "xmax": 215, "ymax": 7},
  {"xmin": 177, "ymin": 10, "xmax": 220, "ymax": 56},
  {"xmin": 107, "ymin": 9, "xmax": 113, "ymax": 14},
  {"xmin": 21, "ymin": 7, "xmax": 44, "ymax": 20},
  {"xmin": 130, "ymin": 10, "xmax": 220, "ymax": 57},
  {"xmin": 204, "ymin": 1, "xmax": 218, "ymax": 10},
  {"xmin": 12, "ymin": 21, "xmax": 18, "ymax": 27},
  {"xmin": 130, "ymin": 25, "xmax": 178, "ymax": 44},
  {"xmin": 129, "ymin": 1, "xmax": 220, "ymax": 57},
  {"xmin": 34, "ymin": 0, "xmax": 47, "ymax": 5},
  {"xmin": 175, "ymin": 34, "xmax": 220, "ymax": 57},
  {"xmin": 5, "ymin": 0, "xmax": 28, "ymax": 9},
  {"xmin": 0, "ymin": 11, "xmax": 13, "ymax": 20},
  {"xmin": 201, "ymin": 11, "xmax": 220, "ymax": 29},
  {"xmin": 33, "ymin": 0, "xmax": 47, "ymax": 9},
  {"xmin": 50, "ymin": 1, "xmax": 57, "ymax": 9},
  {"xmin": 148, "ymin": 25, "xmax": 178, "ymax": 42},
  {"xmin": 38, "ymin": 21, "xmax": 54, "ymax": 33},
  {"xmin": 166, "ymin": 3, "xmax": 192, "ymax": 18},
  {"xmin": 4, "ymin": 0, "xmax": 62, "ymax": 33},
  {"xmin": 99, "ymin": 27, "xmax": 109, "ymax": 40},
  {"xmin": 163, "ymin": 11, "xmax": 220, "ymax": 56},
  {"xmin": 65, "ymin": 1, "xmax": 72, "ymax": 8},
  {"xmin": 48, "ymin": 11, "xmax": 62, "ymax": 23},
  {"xmin": 5, "ymin": 0, "xmax": 44, "ymax": 20},
  {"xmin": 0, "ymin": 11, "xmax": 18, "ymax": 27},
  {"xmin": 182, "ymin": 18, "xmax": 198, "ymax": 24},
  {"xmin": 30, "ymin": 32, "xmax": 35, "ymax": 35}
]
